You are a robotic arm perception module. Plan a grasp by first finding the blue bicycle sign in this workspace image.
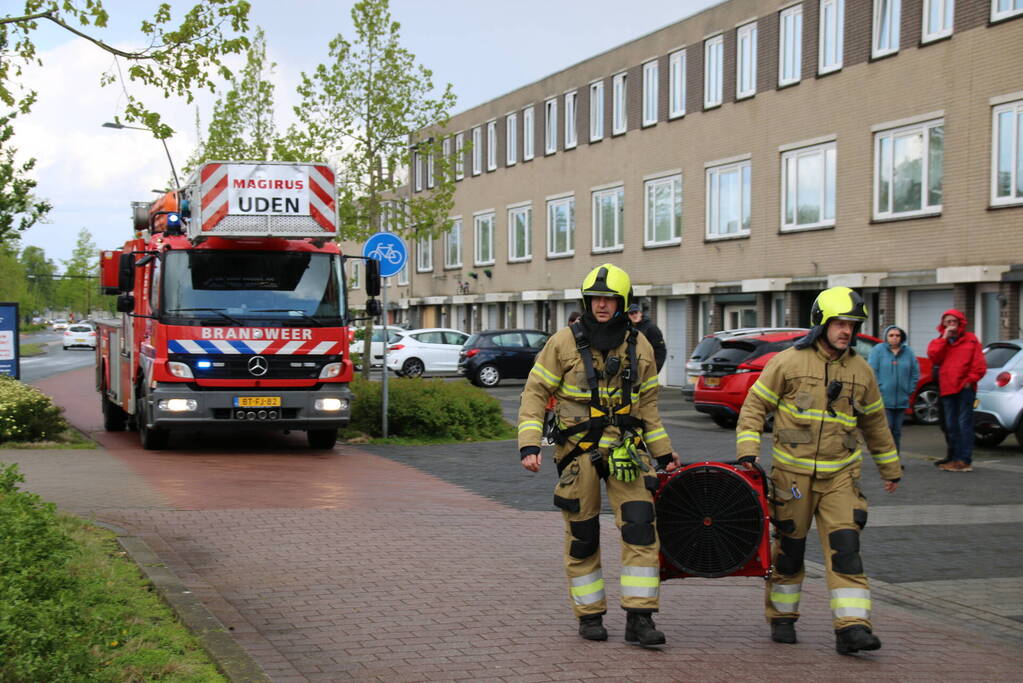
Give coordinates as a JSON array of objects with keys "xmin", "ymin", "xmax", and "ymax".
[{"xmin": 363, "ymin": 232, "xmax": 408, "ymax": 278}]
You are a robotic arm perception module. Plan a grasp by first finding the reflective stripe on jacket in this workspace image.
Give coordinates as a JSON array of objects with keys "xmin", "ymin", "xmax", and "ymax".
[
  {"xmin": 735, "ymin": 343, "xmax": 901, "ymax": 480},
  {"xmin": 517, "ymin": 326, "xmax": 672, "ymax": 458}
]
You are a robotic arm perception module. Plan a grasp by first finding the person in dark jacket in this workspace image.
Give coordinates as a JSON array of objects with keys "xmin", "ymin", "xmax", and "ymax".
[
  {"xmin": 926, "ymin": 309, "xmax": 987, "ymax": 472},
  {"xmin": 868, "ymin": 325, "xmax": 919, "ymax": 454},
  {"xmin": 627, "ymin": 302, "xmax": 666, "ymax": 372}
]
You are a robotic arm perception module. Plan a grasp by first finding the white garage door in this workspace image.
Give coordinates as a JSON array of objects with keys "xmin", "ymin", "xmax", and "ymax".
[
  {"xmin": 664, "ymin": 299, "xmax": 688, "ymax": 387},
  {"xmin": 908, "ymin": 289, "xmax": 953, "ymax": 350}
]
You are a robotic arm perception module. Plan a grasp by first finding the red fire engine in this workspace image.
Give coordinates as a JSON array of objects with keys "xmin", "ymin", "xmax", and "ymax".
[{"xmin": 96, "ymin": 161, "xmax": 380, "ymax": 450}]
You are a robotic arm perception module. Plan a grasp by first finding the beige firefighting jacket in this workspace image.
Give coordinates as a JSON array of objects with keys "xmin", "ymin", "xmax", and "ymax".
[
  {"xmin": 736, "ymin": 342, "xmax": 901, "ymax": 480},
  {"xmin": 518, "ymin": 326, "xmax": 673, "ymax": 459}
]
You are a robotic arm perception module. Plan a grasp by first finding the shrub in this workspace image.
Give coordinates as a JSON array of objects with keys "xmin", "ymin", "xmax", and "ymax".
[
  {"xmin": 346, "ymin": 377, "xmax": 514, "ymax": 441},
  {"xmin": 0, "ymin": 376, "xmax": 68, "ymax": 443}
]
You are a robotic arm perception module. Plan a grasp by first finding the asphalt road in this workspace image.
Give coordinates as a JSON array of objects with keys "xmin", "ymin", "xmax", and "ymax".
[{"xmin": 17, "ymin": 331, "xmax": 97, "ymax": 383}]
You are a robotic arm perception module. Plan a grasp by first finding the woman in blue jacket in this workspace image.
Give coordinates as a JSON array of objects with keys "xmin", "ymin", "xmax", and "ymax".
[{"xmin": 868, "ymin": 325, "xmax": 920, "ymax": 454}]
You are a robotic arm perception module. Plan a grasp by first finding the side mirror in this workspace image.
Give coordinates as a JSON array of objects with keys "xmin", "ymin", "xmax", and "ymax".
[
  {"xmin": 365, "ymin": 299, "xmax": 382, "ymax": 317},
  {"xmin": 365, "ymin": 258, "xmax": 381, "ymax": 297},
  {"xmin": 116, "ymin": 294, "xmax": 135, "ymax": 313},
  {"xmin": 118, "ymin": 253, "xmax": 136, "ymax": 292}
]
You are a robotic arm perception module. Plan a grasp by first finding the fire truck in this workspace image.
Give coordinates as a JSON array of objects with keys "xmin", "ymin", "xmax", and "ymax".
[{"xmin": 95, "ymin": 161, "xmax": 380, "ymax": 450}]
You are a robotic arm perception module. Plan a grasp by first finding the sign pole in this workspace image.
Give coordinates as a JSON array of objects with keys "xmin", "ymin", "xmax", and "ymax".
[
  {"xmin": 381, "ymin": 283, "xmax": 389, "ymax": 438},
  {"xmin": 363, "ymin": 231, "xmax": 407, "ymax": 441}
]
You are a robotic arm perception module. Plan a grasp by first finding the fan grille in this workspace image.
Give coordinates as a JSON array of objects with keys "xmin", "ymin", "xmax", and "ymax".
[{"xmin": 656, "ymin": 465, "xmax": 764, "ymax": 578}]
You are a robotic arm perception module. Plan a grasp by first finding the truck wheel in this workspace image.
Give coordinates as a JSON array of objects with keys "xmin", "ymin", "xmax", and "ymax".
[
  {"xmin": 102, "ymin": 395, "xmax": 127, "ymax": 431},
  {"xmin": 137, "ymin": 391, "xmax": 169, "ymax": 450},
  {"xmin": 307, "ymin": 429, "xmax": 338, "ymax": 449}
]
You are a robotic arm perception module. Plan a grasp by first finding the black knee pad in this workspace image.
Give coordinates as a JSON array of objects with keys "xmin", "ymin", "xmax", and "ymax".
[
  {"xmin": 569, "ymin": 516, "xmax": 600, "ymax": 559},
  {"xmin": 774, "ymin": 518, "xmax": 796, "ymax": 535},
  {"xmin": 829, "ymin": 529, "xmax": 863, "ymax": 575},
  {"xmin": 775, "ymin": 536, "xmax": 806, "ymax": 576},
  {"xmin": 853, "ymin": 509, "xmax": 867, "ymax": 530},
  {"xmin": 620, "ymin": 500, "xmax": 656, "ymax": 546}
]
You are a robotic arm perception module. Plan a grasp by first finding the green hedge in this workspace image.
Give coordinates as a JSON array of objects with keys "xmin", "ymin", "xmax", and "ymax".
[
  {"xmin": 346, "ymin": 377, "xmax": 514, "ymax": 441},
  {"xmin": 0, "ymin": 376, "xmax": 67, "ymax": 443}
]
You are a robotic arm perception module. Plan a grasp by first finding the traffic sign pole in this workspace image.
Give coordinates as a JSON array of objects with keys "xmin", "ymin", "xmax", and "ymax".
[{"xmin": 363, "ymin": 233, "xmax": 408, "ymax": 441}]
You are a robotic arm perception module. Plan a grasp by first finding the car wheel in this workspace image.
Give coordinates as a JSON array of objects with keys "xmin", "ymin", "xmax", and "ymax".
[
  {"xmin": 307, "ymin": 429, "xmax": 338, "ymax": 449},
  {"xmin": 711, "ymin": 414, "xmax": 738, "ymax": 429},
  {"xmin": 974, "ymin": 424, "xmax": 1008, "ymax": 448},
  {"xmin": 476, "ymin": 364, "xmax": 501, "ymax": 387},
  {"xmin": 1014, "ymin": 419, "xmax": 1023, "ymax": 449},
  {"xmin": 912, "ymin": 384, "xmax": 940, "ymax": 425},
  {"xmin": 401, "ymin": 358, "xmax": 425, "ymax": 378},
  {"xmin": 62, "ymin": 345, "xmax": 68, "ymax": 350}
]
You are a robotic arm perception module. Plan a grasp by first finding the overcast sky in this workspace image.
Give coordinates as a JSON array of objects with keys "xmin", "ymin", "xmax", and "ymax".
[{"xmin": 13, "ymin": 0, "xmax": 721, "ymax": 266}]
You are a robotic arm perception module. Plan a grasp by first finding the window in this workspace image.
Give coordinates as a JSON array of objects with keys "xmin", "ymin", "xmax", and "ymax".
[
  {"xmin": 669, "ymin": 49, "xmax": 686, "ymax": 118},
  {"xmin": 565, "ymin": 91, "xmax": 578, "ymax": 149},
  {"xmin": 706, "ymin": 160, "xmax": 752, "ymax": 238},
  {"xmin": 426, "ymin": 149, "xmax": 435, "ymax": 188},
  {"xmin": 350, "ymin": 260, "xmax": 361, "ymax": 289},
  {"xmin": 445, "ymin": 218, "xmax": 463, "ymax": 268},
  {"xmin": 397, "ymin": 261, "xmax": 409, "ymax": 285},
  {"xmin": 592, "ymin": 187, "xmax": 624, "ymax": 252},
  {"xmin": 736, "ymin": 22, "xmax": 757, "ymax": 99},
  {"xmin": 547, "ymin": 196, "xmax": 575, "ymax": 257},
  {"xmin": 782, "ymin": 142, "xmax": 837, "ymax": 231},
  {"xmin": 874, "ymin": 118, "xmax": 944, "ymax": 219},
  {"xmin": 523, "ymin": 106, "xmax": 535, "ymax": 161},
  {"xmin": 417, "ymin": 236, "xmax": 433, "ymax": 272},
  {"xmin": 644, "ymin": 174, "xmax": 683, "ymax": 246},
  {"xmin": 873, "ymin": 0, "xmax": 901, "ymax": 58},
  {"xmin": 442, "ymin": 136, "xmax": 452, "ymax": 180},
  {"xmin": 992, "ymin": 0, "xmax": 1023, "ymax": 22},
  {"xmin": 612, "ymin": 72, "xmax": 627, "ymax": 134},
  {"xmin": 506, "ymin": 113, "xmax": 517, "ymax": 166},
  {"xmin": 474, "ymin": 212, "xmax": 495, "ymax": 265},
  {"xmin": 486, "ymin": 121, "xmax": 497, "ymax": 171},
  {"xmin": 819, "ymin": 0, "xmax": 844, "ymax": 74},
  {"xmin": 471, "ymin": 127, "xmax": 482, "ymax": 176},
  {"xmin": 590, "ymin": 81, "xmax": 605, "ymax": 141},
  {"xmin": 779, "ymin": 5, "xmax": 803, "ymax": 86},
  {"xmin": 643, "ymin": 60, "xmax": 659, "ymax": 126},
  {"xmin": 545, "ymin": 98, "xmax": 558, "ymax": 154},
  {"xmin": 923, "ymin": 0, "xmax": 954, "ymax": 42},
  {"xmin": 992, "ymin": 99, "xmax": 1023, "ymax": 206},
  {"xmin": 704, "ymin": 35, "xmax": 723, "ymax": 108},
  {"xmin": 454, "ymin": 132, "xmax": 465, "ymax": 180},
  {"xmin": 413, "ymin": 151, "xmax": 422, "ymax": 192},
  {"xmin": 508, "ymin": 205, "xmax": 532, "ymax": 261}
]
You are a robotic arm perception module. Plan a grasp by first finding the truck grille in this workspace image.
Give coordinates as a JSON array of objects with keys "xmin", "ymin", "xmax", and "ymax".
[{"xmin": 169, "ymin": 354, "xmax": 336, "ymax": 380}]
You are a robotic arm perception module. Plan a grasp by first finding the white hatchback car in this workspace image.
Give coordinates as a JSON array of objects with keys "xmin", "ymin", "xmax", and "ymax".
[
  {"xmin": 350, "ymin": 326, "xmax": 406, "ymax": 368},
  {"xmin": 63, "ymin": 323, "xmax": 97, "ymax": 350},
  {"xmin": 385, "ymin": 328, "xmax": 470, "ymax": 378}
]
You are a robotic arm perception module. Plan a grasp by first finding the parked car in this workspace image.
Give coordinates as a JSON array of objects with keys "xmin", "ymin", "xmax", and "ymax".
[
  {"xmin": 63, "ymin": 323, "xmax": 96, "ymax": 350},
  {"xmin": 682, "ymin": 328, "xmax": 807, "ymax": 401},
  {"xmin": 350, "ymin": 326, "xmax": 405, "ymax": 368},
  {"xmin": 694, "ymin": 329, "xmax": 933, "ymax": 429},
  {"xmin": 386, "ymin": 328, "xmax": 470, "ymax": 378},
  {"xmin": 457, "ymin": 329, "xmax": 550, "ymax": 387},
  {"xmin": 973, "ymin": 339, "xmax": 1023, "ymax": 448}
]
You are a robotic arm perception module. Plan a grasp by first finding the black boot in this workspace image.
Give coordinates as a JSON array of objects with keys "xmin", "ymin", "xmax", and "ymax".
[
  {"xmin": 578, "ymin": 614, "xmax": 608, "ymax": 641},
  {"xmin": 770, "ymin": 618, "xmax": 797, "ymax": 643},
  {"xmin": 835, "ymin": 625, "xmax": 881, "ymax": 654},
  {"xmin": 625, "ymin": 611, "xmax": 666, "ymax": 647}
]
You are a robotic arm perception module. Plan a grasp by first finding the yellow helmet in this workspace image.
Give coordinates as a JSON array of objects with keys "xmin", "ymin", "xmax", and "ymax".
[
  {"xmin": 581, "ymin": 263, "xmax": 632, "ymax": 311},
  {"xmin": 810, "ymin": 286, "xmax": 868, "ymax": 328}
]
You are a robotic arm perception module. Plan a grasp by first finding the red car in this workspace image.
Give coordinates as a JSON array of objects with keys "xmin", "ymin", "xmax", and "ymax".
[{"xmin": 694, "ymin": 329, "xmax": 934, "ymax": 429}]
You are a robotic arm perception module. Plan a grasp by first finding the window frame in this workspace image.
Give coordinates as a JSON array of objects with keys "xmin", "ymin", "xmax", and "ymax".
[
  {"xmin": 922, "ymin": 0, "xmax": 954, "ymax": 42},
  {"xmin": 444, "ymin": 218, "xmax": 463, "ymax": 269},
  {"xmin": 704, "ymin": 35, "xmax": 724, "ymax": 109},
  {"xmin": 474, "ymin": 212, "xmax": 496, "ymax": 266},
  {"xmin": 612, "ymin": 72, "xmax": 628, "ymax": 135},
  {"xmin": 546, "ymin": 196, "xmax": 576, "ymax": 258},
  {"xmin": 413, "ymin": 150, "xmax": 422, "ymax": 192},
  {"xmin": 590, "ymin": 81, "xmax": 605, "ymax": 141},
  {"xmin": 644, "ymin": 173, "xmax": 683, "ymax": 247},
  {"xmin": 818, "ymin": 0, "xmax": 845, "ymax": 74},
  {"xmin": 872, "ymin": 0, "xmax": 901, "ymax": 59},
  {"xmin": 705, "ymin": 159, "xmax": 752, "ymax": 240},
  {"xmin": 991, "ymin": 99, "xmax": 1023, "ymax": 207},
  {"xmin": 426, "ymin": 148, "xmax": 435, "ymax": 188},
  {"xmin": 779, "ymin": 4, "xmax": 803, "ymax": 87},
  {"xmin": 992, "ymin": 0, "xmax": 1023, "ymax": 22},
  {"xmin": 545, "ymin": 98, "xmax": 558, "ymax": 155},
  {"xmin": 565, "ymin": 90, "xmax": 578, "ymax": 149},
  {"xmin": 736, "ymin": 21, "xmax": 758, "ymax": 100},
  {"xmin": 416, "ymin": 236, "xmax": 433, "ymax": 273},
  {"xmin": 397, "ymin": 261, "xmax": 409, "ymax": 286},
  {"xmin": 454, "ymin": 132, "xmax": 465, "ymax": 180},
  {"xmin": 642, "ymin": 60, "xmax": 659, "ymax": 126},
  {"xmin": 669, "ymin": 49, "xmax": 687, "ymax": 119},
  {"xmin": 486, "ymin": 120, "xmax": 497, "ymax": 171},
  {"xmin": 781, "ymin": 141, "xmax": 837, "ymax": 232},
  {"xmin": 471, "ymin": 126, "xmax": 482, "ymax": 176},
  {"xmin": 523, "ymin": 106, "xmax": 535, "ymax": 161},
  {"xmin": 872, "ymin": 117, "xmax": 944, "ymax": 220},
  {"xmin": 506, "ymin": 112, "xmax": 518, "ymax": 166},
  {"xmin": 591, "ymin": 186, "xmax": 625, "ymax": 253},
  {"xmin": 508, "ymin": 204, "xmax": 533, "ymax": 262},
  {"xmin": 442, "ymin": 136, "xmax": 452, "ymax": 181}
]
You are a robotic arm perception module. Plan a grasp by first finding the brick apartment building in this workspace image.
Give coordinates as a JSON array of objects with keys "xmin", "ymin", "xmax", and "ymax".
[{"xmin": 348, "ymin": 0, "xmax": 1023, "ymax": 387}]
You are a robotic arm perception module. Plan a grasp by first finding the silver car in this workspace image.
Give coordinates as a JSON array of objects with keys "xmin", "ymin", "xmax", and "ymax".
[{"xmin": 974, "ymin": 339, "xmax": 1023, "ymax": 449}]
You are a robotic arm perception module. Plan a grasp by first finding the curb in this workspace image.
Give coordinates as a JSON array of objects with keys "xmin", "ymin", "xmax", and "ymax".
[{"xmin": 93, "ymin": 522, "xmax": 271, "ymax": 683}]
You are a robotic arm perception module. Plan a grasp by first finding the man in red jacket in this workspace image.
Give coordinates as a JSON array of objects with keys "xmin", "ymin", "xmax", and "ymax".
[{"xmin": 926, "ymin": 309, "xmax": 987, "ymax": 472}]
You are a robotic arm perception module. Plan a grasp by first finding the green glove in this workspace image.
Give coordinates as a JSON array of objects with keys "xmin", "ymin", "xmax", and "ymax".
[{"xmin": 609, "ymin": 442, "xmax": 639, "ymax": 482}]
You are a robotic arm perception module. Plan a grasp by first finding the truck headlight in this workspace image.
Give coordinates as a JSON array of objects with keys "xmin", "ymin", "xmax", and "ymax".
[
  {"xmin": 168, "ymin": 361, "xmax": 194, "ymax": 379},
  {"xmin": 158, "ymin": 398, "xmax": 198, "ymax": 412},
  {"xmin": 314, "ymin": 398, "xmax": 348, "ymax": 412},
  {"xmin": 319, "ymin": 362, "xmax": 342, "ymax": 379}
]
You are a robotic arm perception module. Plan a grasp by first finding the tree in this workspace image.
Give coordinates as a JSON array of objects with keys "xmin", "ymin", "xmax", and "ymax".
[
  {"xmin": 56, "ymin": 228, "xmax": 97, "ymax": 319},
  {"xmin": 0, "ymin": 241, "xmax": 27, "ymax": 305},
  {"xmin": 0, "ymin": 113, "xmax": 51, "ymax": 244},
  {"xmin": 18, "ymin": 244, "xmax": 57, "ymax": 321}
]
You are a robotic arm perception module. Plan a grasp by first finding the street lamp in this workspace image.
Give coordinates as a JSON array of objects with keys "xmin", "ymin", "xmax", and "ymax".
[{"xmin": 102, "ymin": 121, "xmax": 181, "ymax": 192}]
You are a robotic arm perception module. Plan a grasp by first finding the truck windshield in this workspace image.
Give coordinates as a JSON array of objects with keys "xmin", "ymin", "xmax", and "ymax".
[{"xmin": 161, "ymin": 250, "xmax": 345, "ymax": 325}]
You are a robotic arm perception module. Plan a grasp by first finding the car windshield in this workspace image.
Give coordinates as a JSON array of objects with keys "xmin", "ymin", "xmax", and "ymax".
[
  {"xmin": 161, "ymin": 250, "xmax": 344, "ymax": 326},
  {"xmin": 984, "ymin": 344, "xmax": 1021, "ymax": 369}
]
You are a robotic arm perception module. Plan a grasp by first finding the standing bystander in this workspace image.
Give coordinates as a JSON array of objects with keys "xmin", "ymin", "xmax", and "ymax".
[
  {"xmin": 627, "ymin": 302, "xmax": 667, "ymax": 372},
  {"xmin": 867, "ymin": 325, "xmax": 919, "ymax": 455}
]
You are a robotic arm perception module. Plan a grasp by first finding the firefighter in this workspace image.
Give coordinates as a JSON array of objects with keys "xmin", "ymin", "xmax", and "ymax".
[
  {"xmin": 735, "ymin": 286, "xmax": 901, "ymax": 655},
  {"xmin": 518, "ymin": 264, "xmax": 681, "ymax": 646}
]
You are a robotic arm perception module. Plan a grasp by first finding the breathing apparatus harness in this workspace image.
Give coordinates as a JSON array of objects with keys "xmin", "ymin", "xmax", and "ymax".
[{"xmin": 554, "ymin": 320, "xmax": 647, "ymax": 479}]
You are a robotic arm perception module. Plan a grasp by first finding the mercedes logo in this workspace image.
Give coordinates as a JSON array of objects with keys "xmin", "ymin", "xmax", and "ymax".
[{"xmin": 247, "ymin": 355, "xmax": 269, "ymax": 376}]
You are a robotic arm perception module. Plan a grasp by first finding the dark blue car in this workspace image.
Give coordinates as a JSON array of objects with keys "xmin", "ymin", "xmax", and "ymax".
[{"xmin": 458, "ymin": 329, "xmax": 550, "ymax": 387}]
